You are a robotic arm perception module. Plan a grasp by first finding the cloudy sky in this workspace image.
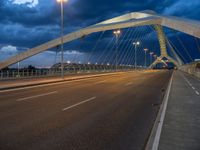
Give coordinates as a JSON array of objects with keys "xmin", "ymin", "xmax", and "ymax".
[{"xmin": 0, "ymin": 0, "xmax": 200, "ymax": 67}]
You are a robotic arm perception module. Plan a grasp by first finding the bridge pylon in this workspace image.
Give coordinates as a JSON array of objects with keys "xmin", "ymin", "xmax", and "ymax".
[{"xmin": 150, "ymin": 25, "xmax": 180, "ymax": 68}]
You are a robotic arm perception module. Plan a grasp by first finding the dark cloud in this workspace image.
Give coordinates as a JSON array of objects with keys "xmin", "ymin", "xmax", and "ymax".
[{"xmin": 0, "ymin": 0, "xmax": 200, "ymax": 66}]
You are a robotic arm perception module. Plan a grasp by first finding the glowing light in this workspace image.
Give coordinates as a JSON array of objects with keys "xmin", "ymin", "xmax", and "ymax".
[
  {"xmin": 57, "ymin": 0, "xmax": 68, "ymax": 2},
  {"xmin": 133, "ymin": 41, "xmax": 140, "ymax": 45},
  {"xmin": 113, "ymin": 30, "xmax": 121, "ymax": 35}
]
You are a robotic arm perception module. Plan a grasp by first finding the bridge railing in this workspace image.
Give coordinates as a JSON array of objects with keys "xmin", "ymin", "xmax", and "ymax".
[
  {"xmin": 0, "ymin": 66, "xmax": 145, "ymax": 80},
  {"xmin": 179, "ymin": 61, "xmax": 200, "ymax": 79}
]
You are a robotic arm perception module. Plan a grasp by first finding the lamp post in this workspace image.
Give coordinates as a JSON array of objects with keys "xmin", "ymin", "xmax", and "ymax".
[
  {"xmin": 144, "ymin": 48, "xmax": 148, "ymax": 68},
  {"xmin": 57, "ymin": 0, "xmax": 68, "ymax": 79},
  {"xmin": 153, "ymin": 54, "xmax": 157, "ymax": 60},
  {"xmin": 133, "ymin": 41, "xmax": 140, "ymax": 69},
  {"xmin": 17, "ymin": 61, "xmax": 20, "ymax": 77},
  {"xmin": 113, "ymin": 30, "xmax": 121, "ymax": 71},
  {"xmin": 149, "ymin": 52, "xmax": 154, "ymax": 65}
]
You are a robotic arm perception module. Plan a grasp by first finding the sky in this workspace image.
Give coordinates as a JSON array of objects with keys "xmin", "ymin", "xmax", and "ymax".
[{"xmin": 0, "ymin": 0, "xmax": 200, "ymax": 67}]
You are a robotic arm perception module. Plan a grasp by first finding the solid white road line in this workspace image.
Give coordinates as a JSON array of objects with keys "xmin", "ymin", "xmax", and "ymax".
[
  {"xmin": 0, "ymin": 78, "xmax": 96, "ymax": 93},
  {"xmin": 151, "ymin": 72, "xmax": 174, "ymax": 150},
  {"xmin": 0, "ymin": 73, "xmax": 126, "ymax": 93},
  {"xmin": 62, "ymin": 97, "xmax": 96, "ymax": 111},
  {"xmin": 16, "ymin": 91, "xmax": 58, "ymax": 101}
]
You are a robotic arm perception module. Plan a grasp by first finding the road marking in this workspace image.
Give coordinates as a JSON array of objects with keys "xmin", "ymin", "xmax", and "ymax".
[
  {"xmin": 95, "ymin": 80, "xmax": 107, "ymax": 84},
  {"xmin": 125, "ymin": 82, "xmax": 133, "ymax": 86},
  {"xmin": 0, "ymin": 73, "xmax": 125, "ymax": 93},
  {"xmin": 16, "ymin": 91, "xmax": 58, "ymax": 101},
  {"xmin": 181, "ymin": 73, "xmax": 200, "ymax": 96},
  {"xmin": 195, "ymin": 91, "xmax": 200, "ymax": 95},
  {"xmin": 0, "ymin": 78, "xmax": 96, "ymax": 93},
  {"xmin": 62, "ymin": 97, "xmax": 96, "ymax": 111},
  {"xmin": 151, "ymin": 72, "xmax": 174, "ymax": 150}
]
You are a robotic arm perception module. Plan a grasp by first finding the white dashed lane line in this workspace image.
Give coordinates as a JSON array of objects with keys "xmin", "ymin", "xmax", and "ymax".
[
  {"xmin": 16, "ymin": 91, "xmax": 58, "ymax": 101},
  {"xmin": 181, "ymin": 73, "xmax": 200, "ymax": 96},
  {"xmin": 62, "ymin": 97, "xmax": 96, "ymax": 111}
]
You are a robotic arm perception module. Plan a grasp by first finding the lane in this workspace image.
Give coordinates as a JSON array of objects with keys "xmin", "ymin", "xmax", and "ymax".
[
  {"xmin": 0, "ymin": 70, "xmax": 172, "ymax": 150},
  {"xmin": 0, "ymin": 71, "xmax": 149, "ymax": 121},
  {"xmin": 181, "ymin": 72, "xmax": 200, "ymax": 96}
]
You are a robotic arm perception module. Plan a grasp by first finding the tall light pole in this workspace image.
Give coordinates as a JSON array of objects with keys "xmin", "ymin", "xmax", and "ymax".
[
  {"xmin": 57, "ymin": 0, "xmax": 68, "ymax": 79},
  {"xmin": 153, "ymin": 54, "xmax": 157, "ymax": 60},
  {"xmin": 149, "ymin": 52, "xmax": 154, "ymax": 66},
  {"xmin": 17, "ymin": 61, "xmax": 20, "ymax": 77},
  {"xmin": 144, "ymin": 48, "xmax": 148, "ymax": 68},
  {"xmin": 113, "ymin": 30, "xmax": 121, "ymax": 71},
  {"xmin": 133, "ymin": 41, "xmax": 140, "ymax": 69}
]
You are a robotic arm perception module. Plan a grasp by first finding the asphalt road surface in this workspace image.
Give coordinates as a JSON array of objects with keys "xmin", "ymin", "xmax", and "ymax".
[{"xmin": 0, "ymin": 70, "xmax": 172, "ymax": 150}]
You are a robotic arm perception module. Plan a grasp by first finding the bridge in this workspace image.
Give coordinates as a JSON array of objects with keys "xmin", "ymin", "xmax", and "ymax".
[{"xmin": 0, "ymin": 10, "xmax": 200, "ymax": 150}]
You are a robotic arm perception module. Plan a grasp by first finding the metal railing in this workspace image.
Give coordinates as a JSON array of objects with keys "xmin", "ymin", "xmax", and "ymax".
[{"xmin": 0, "ymin": 66, "xmax": 145, "ymax": 80}]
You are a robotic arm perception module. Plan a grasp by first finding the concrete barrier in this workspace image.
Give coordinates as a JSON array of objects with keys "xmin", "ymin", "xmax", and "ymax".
[{"xmin": 179, "ymin": 61, "xmax": 200, "ymax": 79}]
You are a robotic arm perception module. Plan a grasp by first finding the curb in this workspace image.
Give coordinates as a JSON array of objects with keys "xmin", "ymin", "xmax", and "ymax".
[
  {"xmin": 0, "ymin": 72, "xmax": 125, "ymax": 91},
  {"xmin": 145, "ymin": 71, "xmax": 174, "ymax": 150}
]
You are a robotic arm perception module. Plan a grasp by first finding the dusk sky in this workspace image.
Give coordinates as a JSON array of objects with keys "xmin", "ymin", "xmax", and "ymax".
[{"xmin": 0, "ymin": 0, "xmax": 200, "ymax": 67}]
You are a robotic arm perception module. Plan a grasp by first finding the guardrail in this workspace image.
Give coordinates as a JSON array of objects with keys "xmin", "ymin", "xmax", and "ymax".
[
  {"xmin": 179, "ymin": 61, "xmax": 200, "ymax": 79},
  {"xmin": 0, "ymin": 67, "xmax": 144, "ymax": 80}
]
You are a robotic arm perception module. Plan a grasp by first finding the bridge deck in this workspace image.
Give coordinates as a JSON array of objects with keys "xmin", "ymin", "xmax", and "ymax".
[{"xmin": 158, "ymin": 71, "xmax": 200, "ymax": 150}]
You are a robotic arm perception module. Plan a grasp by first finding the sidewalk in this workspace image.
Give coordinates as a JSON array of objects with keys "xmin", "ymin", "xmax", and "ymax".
[{"xmin": 158, "ymin": 71, "xmax": 200, "ymax": 150}]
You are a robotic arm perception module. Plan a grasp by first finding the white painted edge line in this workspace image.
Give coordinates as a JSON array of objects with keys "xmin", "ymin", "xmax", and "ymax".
[
  {"xmin": 94, "ymin": 80, "xmax": 107, "ymax": 84},
  {"xmin": 0, "ymin": 72, "xmax": 127, "ymax": 93},
  {"xmin": 62, "ymin": 97, "xmax": 96, "ymax": 111},
  {"xmin": 0, "ymin": 78, "xmax": 90, "ymax": 93},
  {"xmin": 150, "ymin": 72, "xmax": 174, "ymax": 150},
  {"xmin": 16, "ymin": 91, "xmax": 58, "ymax": 101}
]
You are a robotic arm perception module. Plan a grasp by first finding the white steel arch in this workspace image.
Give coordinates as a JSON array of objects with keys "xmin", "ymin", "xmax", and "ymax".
[{"xmin": 0, "ymin": 10, "xmax": 200, "ymax": 69}]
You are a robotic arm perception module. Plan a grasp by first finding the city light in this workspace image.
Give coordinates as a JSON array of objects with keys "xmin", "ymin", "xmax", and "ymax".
[
  {"xmin": 113, "ymin": 30, "xmax": 121, "ymax": 35},
  {"xmin": 150, "ymin": 52, "xmax": 154, "ymax": 55},
  {"xmin": 133, "ymin": 41, "xmax": 140, "ymax": 45}
]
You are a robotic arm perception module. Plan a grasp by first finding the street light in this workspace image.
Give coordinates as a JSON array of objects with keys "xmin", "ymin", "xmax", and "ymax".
[
  {"xmin": 153, "ymin": 54, "xmax": 157, "ymax": 60},
  {"xmin": 133, "ymin": 41, "xmax": 140, "ymax": 69},
  {"xmin": 149, "ymin": 52, "xmax": 154, "ymax": 65},
  {"xmin": 113, "ymin": 29, "xmax": 121, "ymax": 71},
  {"xmin": 144, "ymin": 48, "xmax": 148, "ymax": 68},
  {"xmin": 57, "ymin": 0, "xmax": 68, "ymax": 79}
]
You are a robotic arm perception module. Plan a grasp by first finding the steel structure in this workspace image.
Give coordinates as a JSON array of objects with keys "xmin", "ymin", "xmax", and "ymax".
[{"xmin": 1, "ymin": 10, "xmax": 200, "ymax": 69}]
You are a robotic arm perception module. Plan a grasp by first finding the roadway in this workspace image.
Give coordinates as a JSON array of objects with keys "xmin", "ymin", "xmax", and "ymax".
[{"xmin": 0, "ymin": 70, "xmax": 172, "ymax": 150}]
